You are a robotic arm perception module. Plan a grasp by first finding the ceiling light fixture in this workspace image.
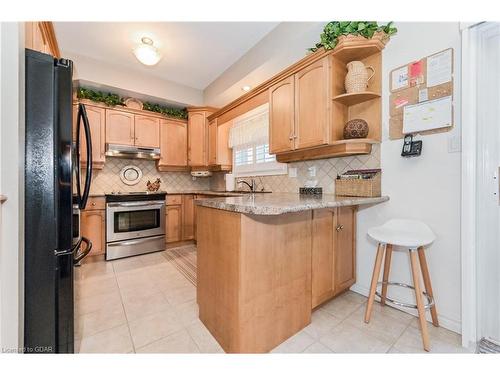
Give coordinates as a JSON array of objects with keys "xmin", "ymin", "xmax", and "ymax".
[
  {"xmin": 241, "ymin": 85, "xmax": 252, "ymax": 92},
  {"xmin": 133, "ymin": 37, "xmax": 161, "ymax": 66}
]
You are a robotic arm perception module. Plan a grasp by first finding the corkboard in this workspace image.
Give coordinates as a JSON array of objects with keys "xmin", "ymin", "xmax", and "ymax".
[{"xmin": 389, "ymin": 48, "xmax": 454, "ymax": 140}]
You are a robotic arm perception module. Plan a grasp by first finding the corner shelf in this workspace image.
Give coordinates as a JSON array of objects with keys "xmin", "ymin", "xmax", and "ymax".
[{"xmin": 332, "ymin": 91, "xmax": 381, "ymax": 106}]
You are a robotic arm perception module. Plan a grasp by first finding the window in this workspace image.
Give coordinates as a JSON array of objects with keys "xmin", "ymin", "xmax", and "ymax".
[{"xmin": 229, "ymin": 104, "xmax": 287, "ymax": 177}]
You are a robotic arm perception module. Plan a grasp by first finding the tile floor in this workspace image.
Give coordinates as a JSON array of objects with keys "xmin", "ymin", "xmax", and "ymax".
[{"xmin": 74, "ymin": 249, "xmax": 469, "ymax": 354}]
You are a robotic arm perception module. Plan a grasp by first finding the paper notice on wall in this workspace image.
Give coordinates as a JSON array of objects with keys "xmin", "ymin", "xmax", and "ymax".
[
  {"xmin": 426, "ymin": 49, "xmax": 452, "ymax": 87},
  {"xmin": 403, "ymin": 96, "xmax": 452, "ymax": 134},
  {"xmin": 391, "ymin": 65, "xmax": 409, "ymax": 91}
]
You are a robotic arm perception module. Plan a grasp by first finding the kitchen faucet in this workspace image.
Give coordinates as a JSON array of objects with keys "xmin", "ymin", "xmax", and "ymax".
[{"xmin": 237, "ymin": 178, "xmax": 256, "ymax": 192}]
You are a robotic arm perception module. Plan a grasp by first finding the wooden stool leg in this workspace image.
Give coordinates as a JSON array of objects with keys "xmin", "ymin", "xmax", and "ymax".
[
  {"xmin": 417, "ymin": 246, "xmax": 439, "ymax": 327},
  {"xmin": 409, "ymin": 250, "xmax": 430, "ymax": 352},
  {"xmin": 364, "ymin": 243, "xmax": 385, "ymax": 323},
  {"xmin": 381, "ymin": 244, "xmax": 393, "ymax": 306}
]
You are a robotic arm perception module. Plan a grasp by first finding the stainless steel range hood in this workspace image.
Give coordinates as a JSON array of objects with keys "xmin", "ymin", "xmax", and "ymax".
[{"xmin": 105, "ymin": 144, "xmax": 160, "ymax": 160}]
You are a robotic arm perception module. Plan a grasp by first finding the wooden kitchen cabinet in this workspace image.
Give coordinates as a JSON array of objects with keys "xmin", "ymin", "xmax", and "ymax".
[
  {"xmin": 80, "ymin": 207, "xmax": 106, "ymax": 257},
  {"xmin": 166, "ymin": 205, "xmax": 182, "ymax": 243},
  {"xmin": 79, "ymin": 105, "xmax": 106, "ymax": 169},
  {"xmin": 25, "ymin": 22, "xmax": 60, "ymax": 57},
  {"xmin": 269, "ymin": 76, "xmax": 295, "ymax": 154},
  {"xmin": 134, "ymin": 115, "xmax": 160, "ymax": 148},
  {"xmin": 182, "ymin": 195, "xmax": 195, "ymax": 240},
  {"xmin": 294, "ymin": 57, "xmax": 330, "ymax": 149},
  {"xmin": 187, "ymin": 107, "xmax": 217, "ymax": 168},
  {"xmin": 269, "ymin": 58, "xmax": 329, "ymax": 154},
  {"xmin": 208, "ymin": 118, "xmax": 232, "ymax": 170},
  {"xmin": 158, "ymin": 119, "xmax": 188, "ymax": 171},
  {"xmin": 105, "ymin": 109, "xmax": 135, "ymax": 146},
  {"xmin": 311, "ymin": 206, "xmax": 357, "ymax": 308}
]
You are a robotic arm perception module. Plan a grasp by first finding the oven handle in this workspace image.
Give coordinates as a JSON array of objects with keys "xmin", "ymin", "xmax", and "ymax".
[
  {"xmin": 107, "ymin": 235, "xmax": 165, "ymax": 247},
  {"xmin": 107, "ymin": 201, "xmax": 165, "ymax": 208}
]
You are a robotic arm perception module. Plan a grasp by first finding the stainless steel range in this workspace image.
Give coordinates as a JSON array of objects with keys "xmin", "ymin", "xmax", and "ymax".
[{"xmin": 105, "ymin": 192, "xmax": 166, "ymax": 260}]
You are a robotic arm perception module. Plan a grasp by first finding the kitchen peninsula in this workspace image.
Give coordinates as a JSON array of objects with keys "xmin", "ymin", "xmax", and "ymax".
[{"xmin": 196, "ymin": 193, "xmax": 389, "ymax": 353}]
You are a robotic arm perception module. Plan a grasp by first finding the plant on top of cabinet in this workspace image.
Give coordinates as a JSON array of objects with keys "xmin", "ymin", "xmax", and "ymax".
[{"xmin": 308, "ymin": 21, "xmax": 397, "ymax": 52}]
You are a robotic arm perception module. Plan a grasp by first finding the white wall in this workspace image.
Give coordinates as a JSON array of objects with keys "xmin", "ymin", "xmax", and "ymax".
[
  {"xmin": 62, "ymin": 50, "xmax": 204, "ymax": 106},
  {"xmin": 205, "ymin": 22, "xmax": 463, "ymax": 333},
  {"xmin": 353, "ymin": 22, "xmax": 462, "ymax": 333},
  {"xmin": 203, "ymin": 22, "xmax": 324, "ymax": 107},
  {"xmin": 0, "ymin": 22, "xmax": 25, "ymax": 352}
]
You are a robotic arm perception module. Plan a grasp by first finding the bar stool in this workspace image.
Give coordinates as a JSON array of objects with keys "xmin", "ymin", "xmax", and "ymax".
[{"xmin": 365, "ymin": 219, "xmax": 438, "ymax": 352}]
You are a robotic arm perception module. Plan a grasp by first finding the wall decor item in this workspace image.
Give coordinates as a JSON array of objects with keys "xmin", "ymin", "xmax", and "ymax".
[
  {"xmin": 308, "ymin": 21, "xmax": 397, "ymax": 52},
  {"xmin": 124, "ymin": 97, "xmax": 143, "ymax": 110},
  {"xmin": 345, "ymin": 61, "xmax": 375, "ymax": 93},
  {"xmin": 77, "ymin": 87, "xmax": 125, "ymax": 107},
  {"xmin": 344, "ymin": 119, "xmax": 369, "ymax": 139},
  {"xmin": 389, "ymin": 48, "xmax": 454, "ymax": 140},
  {"xmin": 146, "ymin": 178, "xmax": 161, "ymax": 192},
  {"xmin": 119, "ymin": 165, "xmax": 142, "ymax": 186}
]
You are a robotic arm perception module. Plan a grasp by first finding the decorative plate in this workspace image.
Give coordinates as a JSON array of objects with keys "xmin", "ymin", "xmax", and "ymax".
[
  {"xmin": 120, "ymin": 165, "xmax": 142, "ymax": 186},
  {"xmin": 124, "ymin": 97, "xmax": 143, "ymax": 110}
]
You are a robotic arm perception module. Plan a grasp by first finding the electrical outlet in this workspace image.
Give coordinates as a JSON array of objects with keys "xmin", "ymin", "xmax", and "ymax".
[
  {"xmin": 288, "ymin": 167, "xmax": 297, "ymax": 178},
  {"xmin": 308, "ymin": 166, "xmax": 316, "ymax": 177}
]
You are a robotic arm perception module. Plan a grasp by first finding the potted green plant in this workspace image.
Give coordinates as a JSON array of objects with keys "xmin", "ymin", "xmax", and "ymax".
[{"xmin": 308, "ymin": 21, "xmax": 397, "ymax": 52}]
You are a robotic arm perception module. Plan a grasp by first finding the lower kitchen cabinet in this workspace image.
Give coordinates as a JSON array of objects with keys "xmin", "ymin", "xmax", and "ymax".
[
  {"xmin": 166, "ymin": 204, "xmax": 183, "ymax": 243},
  {"xmin": 311, "ymin": 206, "xmax": 356, "ymax": 308},
  {"xmin": 80, "ymin": 207, "xmax": 106, "ymax": 257}
]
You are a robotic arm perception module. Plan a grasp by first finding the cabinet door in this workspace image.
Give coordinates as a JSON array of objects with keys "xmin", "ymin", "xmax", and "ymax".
[
  {"xmin": 158, "ymin": 120, "xmax": 188, "ymax": 168},
  {"xmin": 333, "ymin": 206, "xmax": 356, "ymax": 294},
  {"xmin": 217, "ymin": 120, "xmax": 233, "ymax": 168},
  {"xmin": 80, "ymin": 105, "xmax": 106, "ymax": 168},
  {"xmin": 188, "ymin": 112, "xmax": 207, "ymax": 166},
  {"xmin": 269, "ymin": 76, "xmax": 295, "ymax": 153},
  {"xmin": 182, "ymin": 195, "xmax": 195, "ymax": 240},
  {"xmin": 208, "ymin": 119, "xmax": 217, "ymax": 166},
  {"xmin": 294, "ymin": 57, "xmax": 330, "ymax": 150},
  {"xmin": 311, "ymin": 209, "xmax": 335, "ymax": 308},
  {"xmin": 166, "ymin": 205, "xmax": 182, "ymax": 243},
  {"xmin": 134, "ymin": 115, "xmax": 160, "ymax": 148},
  {"xmin": 80, "ymin": 210, "xmax": 105, "ymax": 256},
  {"xmin": 105, "ymin": 109, "xmax": 135, "ymax": 146}
]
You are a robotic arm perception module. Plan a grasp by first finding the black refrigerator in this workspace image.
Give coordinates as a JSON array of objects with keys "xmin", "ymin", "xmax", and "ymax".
[{"xmin": 24, "ymin": 49, "xmax": 93, "ymax": 353}]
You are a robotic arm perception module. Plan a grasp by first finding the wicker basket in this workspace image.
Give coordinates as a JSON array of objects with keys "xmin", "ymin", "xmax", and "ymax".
[{"xmin": 335, "ymin": 172, "xmax": 381, "ymax": 197}]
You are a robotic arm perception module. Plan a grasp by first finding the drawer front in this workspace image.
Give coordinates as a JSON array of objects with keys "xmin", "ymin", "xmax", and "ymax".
[
  {"xmin": 166, "ymin": 195, "xmax": 183, "ymax": 206},
  {"xmin": 85, "ymin": 196, "xmax": 105, "ymax": 210}
]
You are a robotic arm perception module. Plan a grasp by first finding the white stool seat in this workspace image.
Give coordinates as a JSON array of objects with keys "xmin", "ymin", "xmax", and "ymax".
[{"xmin": 367, "ymin": 219, "xmax": 436, "ymax": 248}]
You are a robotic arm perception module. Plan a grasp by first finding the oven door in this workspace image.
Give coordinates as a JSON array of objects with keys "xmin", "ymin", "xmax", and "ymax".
[{"xmin": 106, "ymin": 201, "xmax": 165, "ymax": 243}]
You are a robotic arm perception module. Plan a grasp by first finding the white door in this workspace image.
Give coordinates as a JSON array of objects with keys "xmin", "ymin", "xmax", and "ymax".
[{"xmin": 475, "ymin": 22, "xmax": 500, "ymax": 344}]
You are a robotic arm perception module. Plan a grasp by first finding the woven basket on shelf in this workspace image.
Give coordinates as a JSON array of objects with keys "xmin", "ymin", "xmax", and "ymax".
[{"xmin": 335, "ymin": 172, "xmax": 381, "ymax": 197}]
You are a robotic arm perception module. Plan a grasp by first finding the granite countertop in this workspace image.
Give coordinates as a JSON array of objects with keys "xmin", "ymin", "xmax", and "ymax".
[
  {"xmin": 88, "ymin": 190, "xmax": 258, "ymax": 198},
  {"xmin": 195, "ymin": 193, "xmax": 389, "ymax": 215}
]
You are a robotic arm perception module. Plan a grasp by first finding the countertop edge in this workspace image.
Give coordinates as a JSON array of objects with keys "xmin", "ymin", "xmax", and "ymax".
[{"xmin": 196, "ymin": 195, "xmax": 390, "ymax": 215}]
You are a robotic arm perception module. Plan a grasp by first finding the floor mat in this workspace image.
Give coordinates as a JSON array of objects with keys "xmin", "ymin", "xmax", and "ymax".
[{"xmin": 163, "ymin": 245, "xmax": 197, "ymax": 286}]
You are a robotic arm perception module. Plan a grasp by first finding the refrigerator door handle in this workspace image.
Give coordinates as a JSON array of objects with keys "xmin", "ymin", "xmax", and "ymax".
[
  {"xmin": 77, "ymin": 103, "xmax": 92, "ymax": 209},
  {"xmin": 73, "ymin": 237, "xmax": 92, "ymax": 264}
]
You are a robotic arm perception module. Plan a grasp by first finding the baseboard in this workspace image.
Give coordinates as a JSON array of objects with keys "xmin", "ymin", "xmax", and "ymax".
[{"xmin": 349, "ymin": 283, "xmax": 462, "ymax": 335}]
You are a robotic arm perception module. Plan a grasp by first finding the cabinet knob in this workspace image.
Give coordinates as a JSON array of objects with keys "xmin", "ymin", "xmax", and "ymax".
[
  {"xmin": 336, "ymin": 224, "xmax": 344, "ymax": 232},
  {"xmin": 289, "ymin": 133, "xmax": 294, "ymax": 141},
  {"xmin": 91, "ymin": 202, "xmax": 96, "ymax": 206}
]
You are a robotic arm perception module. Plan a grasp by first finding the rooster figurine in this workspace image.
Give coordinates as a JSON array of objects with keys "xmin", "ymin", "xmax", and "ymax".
[{"xmin": 146, "ymin": 178, "xmax": 161, "ymax": 192}]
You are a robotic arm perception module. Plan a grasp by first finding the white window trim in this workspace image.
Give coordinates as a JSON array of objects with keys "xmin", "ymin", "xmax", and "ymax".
[{"xmin": 230, "ymin": 104, "xmax": 287, "ymax": 178}]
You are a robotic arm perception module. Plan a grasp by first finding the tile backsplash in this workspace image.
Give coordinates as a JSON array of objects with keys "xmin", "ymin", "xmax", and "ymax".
[
  {"xmin": 89, "ymin": 145, "xmax": 380, "ymax": 195},
  {"xmin": 211, "ymin": 144, "xmax": 380, "ymax": 194},
  {"xmin": 89, "ymin": 158, "xmax": 210, "ymax": 195}
]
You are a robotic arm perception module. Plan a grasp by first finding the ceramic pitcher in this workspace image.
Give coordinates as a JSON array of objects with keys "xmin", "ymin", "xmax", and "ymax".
[{"xmin": 344, "ymin": 61, "xmax": 375, "ymax": 93}]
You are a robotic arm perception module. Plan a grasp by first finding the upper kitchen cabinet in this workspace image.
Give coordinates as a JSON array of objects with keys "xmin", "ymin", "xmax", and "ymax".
[
  {"xmin": 25, "ymin": 22, "xmax": 60, "ymax": 57},
  {"xmin": 269, "ymin": 76, "xmax": 295, "ymax": 154},
  {"xmin": 134, "ymin": 115, "xmax": 160, "ymax": 148},
  {"xmin": 157, "ymin": 119, "xmax": 188, "ymax": 171},
  {"xmin": 187, "ymin": 107, "xmax": 218, "ymax": 168},
  {"xmin": 79, "ymin": 105, "xmax": 106, "ymax": 169},
  {"xmin": 106, "ymin": 109, "xmax": 135, "ymax": 146},
  {"xmin": 208, "ymin": 118, "xmax": 232, "ymax": 171}
]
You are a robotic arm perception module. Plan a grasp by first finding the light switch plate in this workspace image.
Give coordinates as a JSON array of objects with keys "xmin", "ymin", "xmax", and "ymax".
[
  {"xmin": 288, "ymin": 167, "xmax": 297, "ymax": 178},
  {"xmin": 448, "ymin": 135, "xmax": 461, "ymax": 153}
]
